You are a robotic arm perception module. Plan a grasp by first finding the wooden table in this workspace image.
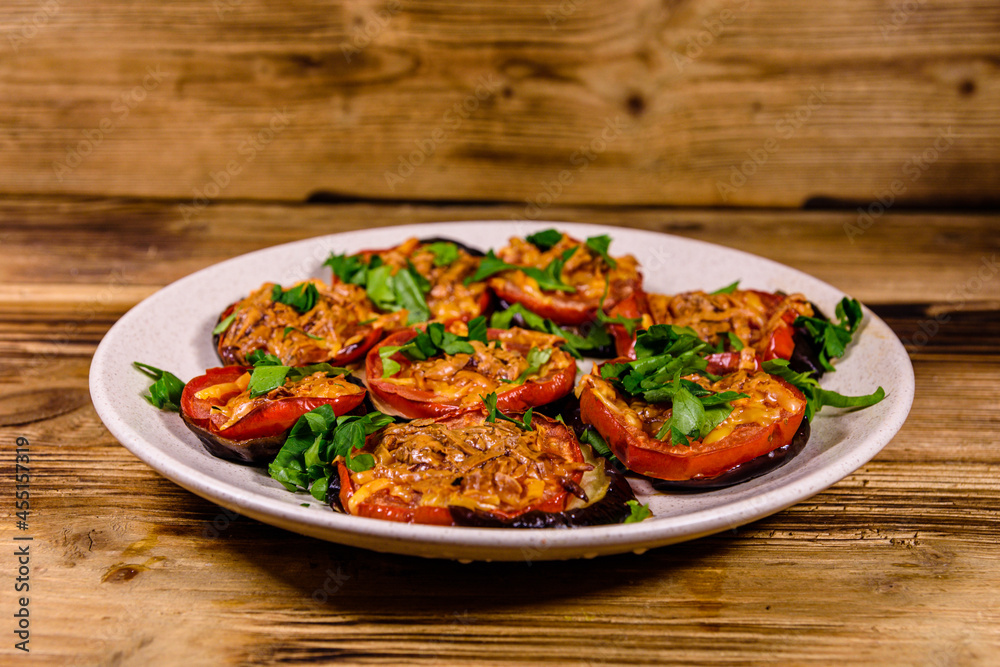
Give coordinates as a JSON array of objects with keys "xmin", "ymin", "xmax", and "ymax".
[
  {"xmin": 2, "ymin": 201, "xmax": 997, "ymax": 665},
  {"xmin": 3, "ymin": 0, "xmax": 1000, "ymax": 662}
]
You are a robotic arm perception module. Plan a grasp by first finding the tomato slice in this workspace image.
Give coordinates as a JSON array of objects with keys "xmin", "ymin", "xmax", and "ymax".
[
  {"xmin": 578, "ymin": 369, "xmax": 807, "ymax": 481},
  {"xmin": 179, "ymin": 365, "xmax": 366, "ymax": 462},
  {"xmin": 335, "ymin": 411, "xmax": 589, "ymax": 525},
  {"xmin": 610, "ymin": 288, "xmax": 813, "ymax": 374},
  {"xmin": 365, "ymin": 327, "xmax": 576, "ymax": 419},
  {"xmin": 214, "ymin": 279, "xmax": 395, "ymax": 367},
  {"xmin": 334, "ymin": 237, "xmax": 492, "ymax": 324},
  {"xmin": 489, "ymin": 234, "xmax": 642, "ymax": 326}
]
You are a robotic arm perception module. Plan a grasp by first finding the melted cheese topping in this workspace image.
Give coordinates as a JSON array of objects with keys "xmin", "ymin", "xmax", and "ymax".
[
  {"xmin": 493, "ymin": 235, "xmax": 641, "ymax": 310},
  {"xmin": 208, "ymin": 371, "xmax": 364, "ymax": 432},
  {"xmin": 381, "ymin": 327, "xmax": 573, "ymax": 407},
  {"xmin": 646, "ymin": 290, "xmax": 814, "ymax": 370},
  {"xmin": 217, "ymin": 279, "xmax": 403, "ymax": 366},
  {"xmin": 349, "ymin": 418, "xmax": 591, "ymax": 515},
  {"xmin": 356, "ymin": 238, "xmax": 489, "ymax": 322}
]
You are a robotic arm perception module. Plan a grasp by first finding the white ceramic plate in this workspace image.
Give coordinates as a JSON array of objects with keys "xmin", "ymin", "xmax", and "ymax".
[{"xmin": 90, "ymin": 222, "xmax": 914, "ymax": 561}]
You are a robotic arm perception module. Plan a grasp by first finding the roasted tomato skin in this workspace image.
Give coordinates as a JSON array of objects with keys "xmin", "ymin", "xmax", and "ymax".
[
  {"xmin": 489, "ymin": 235, "xmax": 643, "ymax": 326},
  {"xmin": 365, "ymin": 328, "xmax": 576, "ymax": 419},
  {"xmin": 179, "ymin": 366, "xmax": 366, "ymax": 463},
  {"xmin": 336, "ymin": 411, "xmax": 586, "ymax": 526},
  {"xmin": 578, "ymin": 372, "xmax": 807, "ymax": 482}
]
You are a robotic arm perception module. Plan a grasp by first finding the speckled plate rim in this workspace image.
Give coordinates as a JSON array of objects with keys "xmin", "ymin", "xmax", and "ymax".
[{"xmin": 90, "ymin": 221, "xmax": 914, "ymax": 562}]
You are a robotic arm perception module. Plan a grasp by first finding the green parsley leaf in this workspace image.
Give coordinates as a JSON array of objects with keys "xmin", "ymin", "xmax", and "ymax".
[
  {"xmin": 247, "ymin": 360, "xmax": 351, "ymax": 399},
  {"xmin": 393, "ymin": 268, "xmax": 432, "ymax": 324},
  {"xmin": 283, "ymin": 326, "xmax": 323, "ymax": 341},
  {"xmin": 525, "ymin": 229, "xmax": 563, "ymax": 250},
  {"xmin": 490, "ymin": 304, "xmax": 610, "ymax": 359},
  {"xmin": 268, "ymin": 407, "xmax": 395, "ymax": 501},
  {"xmin": 584, "ymin": 234, "xmax": 618, "ymax": 269},
  {"xmin": 271, "ymin": 283, "xmax": 320, "ymax": 314},
  {"xmin": 247, "ymin": 365, "xmax": 290, "ymax": 398},
  {"xmin": 378, "ymin": 317, "xmax": 488, "ymax": 378},
  {"xmin": 762, "ymin": 359, "xmax": 885, "ymax": 422},
  {"xmin": 480, "ymin": 392, "xmax": 533, "ymax": 431},
  {"xmin": 247, "ymin": 349, "xmax": 282, "ymax": 366},
  {"xmin": 510, "ymin": 346, "xmax": 553, "ymax": 385},
  {"xmin": 464, "ymin": 250, "xmax": 576, "ymax": 293},
  {"xmin": 726, "ymin": 331, "xmax": 745, "ymax": 351},
  {"xmin": 212, "ymin": 310, "xmax": 238, "ymax": 336},
  {"xmin": 324, "ymin": 252, "xmax": 368, "ymax": 285},
  {"xmin": 710, "ymin": 280, "xmax": 741, "ymax": 295},
  {"xmin": 580, "ymin": 427, "xmax": 620, "ymax": 465},
  {"xmin": 423, "ymin": 242, "xmax": 460, "ymax": 267},
  {"xmin": 405, "ymin": 259, "xmax": 433, "ymax": 294},
  {"xmin": 793, "ymin": 297, "xmax": 865, "ymax": 372},
  {"xmin": 133, "ymin": 362, "xmax": 185, "ymax": 412},
  {"xmin": 624, "ymin": 500, "xmax": 652, "ymax": 523}
]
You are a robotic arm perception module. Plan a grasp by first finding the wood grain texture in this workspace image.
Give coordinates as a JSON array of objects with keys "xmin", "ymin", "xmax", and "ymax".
[
  {"xmin": 1, "ymin": 1, "xmax": 999, "ymax": 206},
  {"xmin": 0, "ymin": 200, "xmax": 998, "ymax": 665}
]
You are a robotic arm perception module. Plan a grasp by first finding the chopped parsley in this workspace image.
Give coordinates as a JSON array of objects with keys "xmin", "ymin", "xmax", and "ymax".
[
  {"xmin": 212, "ymin": 310, "xmax": 238, "ymax": 335},
  {"xmin": 324, "ymin": 252, "xmax": 432, "ymax": 324},
  {"xmin": 423, "ymin": 241, "xmax": 460, "ymax": 267},
  {"xmin": 246, "ymin": 354, "xmax": 351, "ymax": 398},
  {"xmin": 480, "ymin": 392, "xmax": 533, "ymax": 431},
  {"xmin": 507, "ymin": 346, "xmax": 553, "ymax": 386},
  {"xmin": 271, "ymin": 283, "xmax": 320, "ymax": 314},
  {"xmin": 268, "ymin": 406, "xmax": 395, "ymax": 501},
  {"xmin": 464, "ymin": 249, "xmax": 577, "ymax": 293},
  {"xmin": 378, "ymin": 317, "xmax": 488, "ymax": 377},
  {"xmin": 490, "ymin": 303, "xmax": 611, "ymax": 359},
  {"xmin": 794, "ymin": 297, "xmax": 864, "ymax": 372},
  {"xmin": 584, "ymin": 234, "xmax": 617, "ymax": 269},
  {"xmin": 624, "ymin": 500, "xmax": 652, "ymax": 523},
  {"xmin": 133, "ymin": 362, "xmax": 185, "ymax": 411},
  {"xmin": 761, "ymin": 359, "xmax": 885, "ymax": 422},
  {"xmin": 710, "ymin": 280, "xmax": 741, "ymax": 295},
  {"xmin": 599, "ymin": 325, "xmax": 747, "ymax": 445}
]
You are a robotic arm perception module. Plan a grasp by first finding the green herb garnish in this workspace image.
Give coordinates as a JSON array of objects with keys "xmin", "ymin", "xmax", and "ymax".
[
  {"xmin": 793, "ymin": 297, "xmax": 864, "ymax": 372},
  {"xmin": 282, "ymin": 326, "xmax": 323, "ymax": 341},
  {"xmin": 133, "ymin": 362, "xmax": 185, "ymax": 411},
  {"xmin": 490, "ymin": 304, "xmax": 610, "ymax": 359},
  {"xmin": 508, "ymin": 347, "xmax": 553, "ymax": 385},
  {"xmin": 378, "ymin": 317, "xmax": 488, "ymax": 377},
  {"xmin": 710, "ymin": 280, "xmax": 741, "ymax": 295},
  {"xmin": 651, "ymin": 376, "xmax": 748, "ymax": 445},
  {"xmin": 480, "ymin": 392, "xmax": 533, "ymax": 431},
  {"xmin": 580, "ymin": 427, "xmax": 620, "ymax": 465},
  {"xmin": 598, "ymin": 325, "xmax": 748, "ymax": 445},
  {"xmin": 726, "ymin": 331, "xmax": 745, "ymax": 351},
  {"xmin": 423, "ymin": 242, "xmax": 460, "ymax": 267},
  {"xmin": 212, "ymin": 310, "xmax": 238, "ymax": 335},
  {"xmin": 271, "ymin": 283, "xmax": 320, "ymax": 314},
  {"xmin": 268, "ymin": 407, "xmax": 395, "ymax": 501},
  {"xmin": 624, "ymin": 500, "xmax": 652, "ymax": 523},
  {"xmin": 761, "ymin": 359, "xmax": 885, "ymax": 422},
  {"xmin": 324, "ymin": 252, "xmax": 431, "ymax": 324},
  {"xmin": 584, "ymin": 234, "xmax": 617, "ymax": 269},
  {"xmin": 464, "ymin": 249, "xmax": 577, "ymax": 293},
  {"xmin": 247, "ymin": 356, "xmax": 352, "ymax": 398},
  {"xmin": 525, "ymin": 229, "xmax": 563, "ymax": 250}
]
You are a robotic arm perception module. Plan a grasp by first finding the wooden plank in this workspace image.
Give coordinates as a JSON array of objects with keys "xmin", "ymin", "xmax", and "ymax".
[
  {"xmin": 0, "ymin": 1, "xmax": 998, "ymax": 205},
  {"xmin": 0, "ymin": 199, "xmax": 997, "ymax": 304}
]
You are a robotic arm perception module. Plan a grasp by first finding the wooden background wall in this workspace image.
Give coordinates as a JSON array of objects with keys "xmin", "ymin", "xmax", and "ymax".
[{"xmin": 1, "ymin": 0, "xmax": 998, "ymax": 208}]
